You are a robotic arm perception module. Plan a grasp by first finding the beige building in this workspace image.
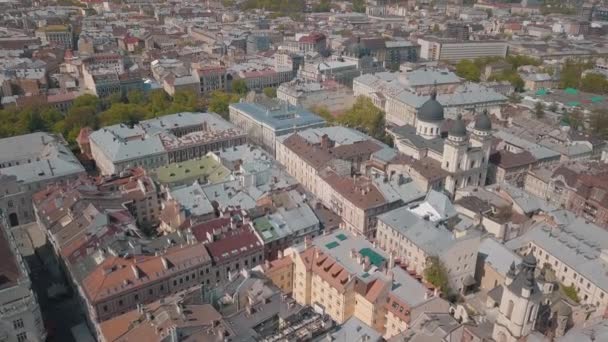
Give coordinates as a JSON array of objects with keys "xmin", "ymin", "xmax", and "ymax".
[
  {"xmin": 0, "ymin": 132, "xmax": 85, "ymax": 227},
  {"xmin": 0, "ymin": 216, "xmax": 46, "ymax": 342},
  {"xmin": 376, "ymin": 206, "xmax": 482, "ymax": 293},
  {"xmin": 276, "ymin": 128, "xmax": 406, "ymax": 238},
  {"xmin": 275, "ymin": 230, "xmax": 446, "ymax": 337},
  {"xmin": 505, "ymin": 214, "xmax": 608, "ymax": 317},
  {"xmin": 88, "ymin": 112, "xmax": 246, "ymax": 176}
]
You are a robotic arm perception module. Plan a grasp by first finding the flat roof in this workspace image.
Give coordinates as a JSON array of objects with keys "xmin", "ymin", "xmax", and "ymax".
[
  {"xmin": 152, "ymin": 155, "xmax": 230, "ymax": 185},
  {"xmin": 230, "ymin": 101, "xmax": 325, "ymax": 132}
]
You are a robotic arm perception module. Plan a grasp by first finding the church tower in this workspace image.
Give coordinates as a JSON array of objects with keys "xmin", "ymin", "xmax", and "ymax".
[
  {"xmin": 442, "ymin": 114, "xmax": 468, "ymax": 195},
  {"xmin": 470, "ymin": 110, "xmax": 493, "ymax": 186},
  {"xmin": 492, "ymin": 253, "xmax": 542, "ymax": 342}
]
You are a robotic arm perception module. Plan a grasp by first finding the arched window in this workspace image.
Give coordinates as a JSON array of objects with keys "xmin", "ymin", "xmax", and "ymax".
[
  {"xmin": 528, "ymin": 305, "xmax": 535, "ymax": 322},
  {"xmin": 505, "ymin": 300, "xmax": 514, "ymax": 319}
]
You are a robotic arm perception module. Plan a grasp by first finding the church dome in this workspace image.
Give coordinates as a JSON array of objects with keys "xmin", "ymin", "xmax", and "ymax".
[
  {"xmin": 449, "ymin": 114, "xmax": 467, "ymax": 137},
  {"xmin": 474, "ymin": 110, "xmax": 492, "ymax": 131},
  {"xmin": 418, "ymin": 91, "xmax": 444, "ymax": 122}
]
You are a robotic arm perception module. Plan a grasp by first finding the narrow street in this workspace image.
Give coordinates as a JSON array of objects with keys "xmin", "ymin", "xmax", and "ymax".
[{"xmin": 11, "ymin": 223, "xmax": 89, "ymax": 342}]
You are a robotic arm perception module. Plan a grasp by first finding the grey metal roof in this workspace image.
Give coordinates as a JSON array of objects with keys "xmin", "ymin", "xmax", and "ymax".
[
  {"xmin": 478, "ymin": 237, "xmax": 522, "ymax": 276},
  {"xmin": 229, "ymin": 100, "xmax": 326, "ymax": 132},
  {"xmin": 0, "ymin": 132, "xmax": 84, "ymax": 184},
  {"xmin": 377, "ymin": 207, "xmax": 459, "ymax": 255},
  {"xmin": 505, "ymin": 217, "xmax": 608, "ymax": 292}
]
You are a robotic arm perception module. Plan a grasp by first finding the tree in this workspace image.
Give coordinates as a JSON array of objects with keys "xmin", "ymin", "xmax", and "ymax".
[
  {"xmin": 567, "ymin": 110, "xmax": 584, "ymax": 130},
  {"xmin": 580, "ymin": 73, "xmax": 608, "ymax": 94},
  {"xmin": 311, "ymin": 105, "xmax": 335, "ymax": 123},
  {"xmin": 548, "ymin": 103, "xmax": 558, "ymax": 112},
  {"xmin": 72, "ymin": 94, "xmax": 100, "ymax": 109},
  {"xmin": 534, "ymin": 102, "xmax": 545, "ymax": 118},
  {"xmin": 169, "ymin": 90, "xmax": 200, "ymax": 113},
  {"xmin": 338, "ymin": 97, "xmax": 383, "ymax": 138},
  {"xmin": 559, "ymin": 59, "xmax": 594, "ymax": 89},
  {"xmin": 560, "ymin": 283, "xmax": 580, "ymax": 303},
  {"xmin": 490, "ymin": 70, "xmax": 525, "ymax": 92},
  {"xmin": 208, "ymin": 91, "xmax": 240, "ymax": 119},
  {"xmin": 588, "ymin": 109, "xmax": 608, "ymax": 139},
  {"xmin": 352, "ymin": 0, "xmax": 365, "ymax": 13},
  {"xmin": 263, "ymin": 87, "xmax": 277, "ymax": 98},
  {"xmin": 455, "ymin": 59, "xmax": 481, "ymax": 82},
  {"xmin": 231, "ymin": 79, "xmax": 248, "ymax": 95},
  {"xmin": 313, "ymin": 0, "xmax": 331, "ymax": 12},
  {"xmin": 423, "ymin": 256, "xmax": 450, "ymax": 294}
]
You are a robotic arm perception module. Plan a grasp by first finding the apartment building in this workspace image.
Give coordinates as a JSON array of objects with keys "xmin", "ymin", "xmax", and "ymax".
[
  {"xmin": 196, "ymin": 66, "xmax": 228, "ymax": 95},
  {"xmin": 506, "ymin": 213, "xmax": 608, "ymax": 317},
  {"xmin": 276, "ymin": 127, "xmax": 415, "ymax": 238},
  {"xmin": 35, "ymin": 24, "xmax": 72, "ymax": 48},
  {"xmin": 0, "ymin": 132, "xmax": 85, "ymax": 227},
  {"xmin": 524, "ymin": 162, "xmax": 608, "ymax": 229},
  {"xmin": 0, "ymin": 216, "xmax": 46, "ymax": 342},
  {"xmin": 190, "ymin": 209, "xmax": 265, "ymax": 283},
  {"xmin": 354, "ymin": 70, "xmax": 506, "ymax": 126},
  {"xmin": 279, "ymin": 230, "xmax": 447, "ymax": 336},
  {"xmin": 376, "ymin": 206, "xmax": 482, "ymax": 293},
  {"xmin": 418, "ymin": 37, "xmax": 508, "ymax": 62},
  {"xmin": 252, "ymin": 190, "xmax": 322, "ymax": 260},
  {"xmin": 88, "ymin": 112, "xmax": 246, "ymax": 175},
  {"xmin": 277, "ymin": 79, "xmax": 357, "ymax": 114},
  {"xmin": 229, "ymin": 97, "xmax": 325, "ymax": 155},
  {"xmin": 81, "ymin": 242, "xmax": 213, "ymax": 322}
]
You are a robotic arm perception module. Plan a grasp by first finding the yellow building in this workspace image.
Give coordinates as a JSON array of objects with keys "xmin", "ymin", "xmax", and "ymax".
[
  {"xmin": 260, "ymin": 256, "xmax": 294, "ymax": 294},
  {"xmin": 277, "ymin": 230, "xmax": 448, "ymax": 336}
]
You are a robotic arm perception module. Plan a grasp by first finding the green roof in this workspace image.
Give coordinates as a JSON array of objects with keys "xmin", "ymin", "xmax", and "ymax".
[
  {"xmin": 336, "ymin": 233, "xmax": 348, "ymax": 241},
  {"xmin": 591, "ymin": 96, "xmax": 604, "ymax": 103},
  {"xmin": 326, "ymin": 241, "xmax": 340, "ymax": 249},
  {"xmin": 253, "ymin": 217, "xmax": 277, "ymax": 241},
  {"xmin": 567, "ymin": 101, "xmax": 581, "ymax": 107},
  {"xmin": 535, "ymin": 88, "xmax": 548, "ymax": 96},
  {"xmin": 359, "ymin": 248, "xmax": 385, "ymax": 267},
  {"xmin": 564, "ymin": 88, "xmax": 578, "ymax": 95},
  {"xmin": 152, "ymin": 155, "xmax": 230, "ymax": 185}
]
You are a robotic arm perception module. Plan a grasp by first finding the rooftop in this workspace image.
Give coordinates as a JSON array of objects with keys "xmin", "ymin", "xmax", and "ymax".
[
  {"xmin": 230, "ymin": 100, "xmax": 325, "ymax": 132},
  {"xmin": 151, "ymin": 155, "xmax": 231, "ymax": 185}
]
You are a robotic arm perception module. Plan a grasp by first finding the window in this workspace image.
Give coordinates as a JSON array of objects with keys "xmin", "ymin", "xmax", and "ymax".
[
  {"xmin": 505, "ymin": 300, "xmax": 514, "ymax": 319},
  {"xmin": 17, "ymin": 332, "xmax": 27, "ymax": 342},
  {"xmin": 118, "ymin": 300, "xmax": 123, "ymax": 306},
  {"xmin": 13, "ymin": 319, "xmax": 24, "ymax": 329},
  {"xmin": 148, "ymin": 289, "xmax": 153, "ymax": 295}
]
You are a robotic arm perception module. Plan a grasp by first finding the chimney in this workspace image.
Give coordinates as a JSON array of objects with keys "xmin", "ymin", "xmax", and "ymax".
[
  {"xmin": 277, "ymin": 250, "xmax": 283, "ymax": 259},
  {"xmin": 304, "ymin": 236, "xmax": 311, "ymax": 248},
  {"xmin": 388, "ymin": 251, "xmax": 395, "ymax": 271}
]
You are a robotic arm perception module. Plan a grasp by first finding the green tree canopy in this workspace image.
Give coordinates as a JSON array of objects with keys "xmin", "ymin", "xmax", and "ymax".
[
  {"xmin": 263, "ymin": 87, "xmax": 277, "ymax": 98},
  {"xmin": 589, "ymin": 109, "xmax": 608, "ymax": 139},
  {"xmin": 534, "ymin": 102, "xmax": 545, "ymax": 118},
  {"xmin": 208, "ymin": 91, "xmax": 241, "ymax": 119},
  {"xmin": 337, "ymin": 97, "xmax": 392, "ymax": 145},
  {"xmin": 580, "ymin": 73, "xmax": 608, "ymax": 94},
  {"xmin": 455, "ymin": 59, "xmax": 481, "ymax": 82},
  {"xmin": 352, "ymin": 0, "xmax": 365, "ymax": 13},
  {"xmin": 423, "ymin": 256, "xmax": 450, "ymax": 294},
  {"xmin": 231, "ymin": 79, "xmax": 248, "ymax": 95}
]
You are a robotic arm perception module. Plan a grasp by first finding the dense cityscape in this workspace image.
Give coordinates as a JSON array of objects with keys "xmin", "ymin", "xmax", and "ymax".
[{"xmin": 0, "ymin": 0, "xmax": 608, "ymax": 341}]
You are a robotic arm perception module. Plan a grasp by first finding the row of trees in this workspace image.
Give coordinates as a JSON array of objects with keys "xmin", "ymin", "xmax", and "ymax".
[
  {"xmin": 455, "ymin": 56, "xmax": 542, "ymax": 91},
  {"xmin": 0, "ymin": 87, "xmax": 245, "ymax": 147},
  {"xmin": 312, "ymin": 97, "xmax": 393, "ymax": 146}
]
